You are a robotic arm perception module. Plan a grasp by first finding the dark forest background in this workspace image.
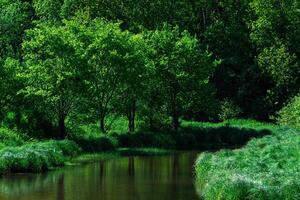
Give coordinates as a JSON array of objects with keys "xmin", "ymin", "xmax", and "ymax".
[{"xmin": 1, "ymin": 0, "xmax": 300, "ymax": 138}]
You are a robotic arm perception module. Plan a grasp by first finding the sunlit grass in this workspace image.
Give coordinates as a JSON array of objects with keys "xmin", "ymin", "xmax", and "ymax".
[
  {"xmin": 0, "ymin": 140, "xmax": 80, "ymax": 174},
  {"xmin": 195, "ymin": 126, "xmax": 300, "ymax": 200}
]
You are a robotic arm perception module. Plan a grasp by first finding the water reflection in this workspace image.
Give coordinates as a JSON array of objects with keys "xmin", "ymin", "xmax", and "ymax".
[{"xmin": 0, "ymin": 152, "xmax": 200, "ymax": 200}]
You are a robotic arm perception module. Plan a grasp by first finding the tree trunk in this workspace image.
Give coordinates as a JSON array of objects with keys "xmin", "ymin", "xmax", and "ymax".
[
  {"xmin": 172, "ymin": 113, "xmax": 179, "ymax": 131},
  {"xmin": 171, "ymin": 89, "xmax": 179, "ymax": 131},
  {"xmin": 58, "ymin": 114, "xmax": 67, "ymax": 139},
  {"xmin": 100, "ymin": 115, "xmax": 106, "ymax": 133},
  {"xmin": 128, "ymin": 100, "xmax": 136, "ymax": 132},
  {"xmin": 149, "ymin": 115, "xmax": 154, "ymax": 131},
  {"xmin": 148, "ymin": 96, "xmax": 155, "ymax": 131}
]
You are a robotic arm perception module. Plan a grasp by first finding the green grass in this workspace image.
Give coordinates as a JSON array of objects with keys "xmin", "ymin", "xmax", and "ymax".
[
  {"xmin": 70, "ymin": 152, "xmax": 120, "ymax": 164},
  {"xmin": 0, "ymin": 140, "xmax": 80, "ymax": 174},
  {"xmin": 70, "ymin": 148, "xmax": 173, "ymax": 164},
  {"xmin": 181, "ymin": 119, "xmax": 276, "ymax": 130},
  {"xmin": 0, "ymin": 119, "xmax": 275, "ymax": 176},
  {"xmin": 116, "ymin": 148, "xmax": 174, "ymax": 156},
  {"xmin": 195, "ymin": 126, "xmax": 300, "ymax": 200}
]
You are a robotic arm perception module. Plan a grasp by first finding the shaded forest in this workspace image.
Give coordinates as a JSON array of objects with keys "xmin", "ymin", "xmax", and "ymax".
[{"xmin": 1, "ymin": 0, "xmax": 300, "ymax": 136}]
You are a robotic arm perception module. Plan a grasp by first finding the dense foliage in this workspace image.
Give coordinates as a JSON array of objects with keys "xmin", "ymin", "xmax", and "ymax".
[{"xmin": 1, "ymin": 0, "xmax": 300, "ymax": 136}]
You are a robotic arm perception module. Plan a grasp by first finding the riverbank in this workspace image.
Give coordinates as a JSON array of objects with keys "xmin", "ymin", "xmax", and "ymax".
[
  {"xmin": 195, "ymin": 124, "xmax": 300, "ymax": 200},
  {"xmin": 0, "ymin": 139, "xmax": 174, "ymax": 174},
  {"xmin": 69, "ymin": 148, "xmax": 174, "ymax": 164},
  {"xmin": 0, "ymin": 119, "xmax": 270, "ymax": 175}
]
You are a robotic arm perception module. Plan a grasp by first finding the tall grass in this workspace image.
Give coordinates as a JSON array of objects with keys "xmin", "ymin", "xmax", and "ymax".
[
  {"xmin": 195, "ymin": 126, "xmax": 300, "ymax": 200},
  {"xmin": 0, "ymin": 140, "xmax": 80, "ymax": 174}
]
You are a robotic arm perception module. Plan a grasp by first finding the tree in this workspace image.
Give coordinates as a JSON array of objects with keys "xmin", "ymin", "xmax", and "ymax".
[
  {"xmin": 114, "ymin": 34, "xmax": 150, "ymax": 132},
  {"xmin": 146, "ymin": 25, "xmax": 217, "ymax": 130},
  {"xmin": 21, "ymin": 22, "xmax": 83, "ymax": 139},
  {"xmin": 251, "ymin": 0, "xmax": 300, "ymax": 114},
  {"xmin": 60, "ymin": 0, "xmax": 207, "ymax": 33},
  {"xmin": 0, "ymin": 0, "xmax": 32, "ymax": 58},
  {"xmin": 0, "ymin": 58, "xmax": 20, "ymax": 120},
  {"xmin": 32, "ymin": 0, "xmax": 64, "ymax": 22},
  {"xmin": 83, "ymin": 19, "xmax": 149, "ymax": 133}
]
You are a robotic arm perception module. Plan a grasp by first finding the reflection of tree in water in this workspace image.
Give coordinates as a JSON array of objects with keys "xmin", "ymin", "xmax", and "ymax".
[
  {"xmin": 0, "ymin": 171, "xmax": 63, "ymax": 198},
  {"xmin": 57, "ymin": 174, "xmax": 65, "ymax": 200},
  {"xmin": 172, "ymin": 154, "xmax": 179, "ymax": 180},
  {"xmin": 127, "ymin": 157, "xmax": 143, "ymax": 200},
  {"xmin": 128, "ymin": 157, "xmax": 135, "ymax": 177}
]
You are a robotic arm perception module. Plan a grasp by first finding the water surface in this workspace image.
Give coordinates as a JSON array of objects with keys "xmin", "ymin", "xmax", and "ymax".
[{"xmin": 0, "ymin": 152, "xmax": 200, "ymax": 200}]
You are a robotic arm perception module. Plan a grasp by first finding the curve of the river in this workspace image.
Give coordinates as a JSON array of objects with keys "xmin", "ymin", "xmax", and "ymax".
[{"xmin": 0, "ymin": 152, "xmax": 201, "ymax": 200}]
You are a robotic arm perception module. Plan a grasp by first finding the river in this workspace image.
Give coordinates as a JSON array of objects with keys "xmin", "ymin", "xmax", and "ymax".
[{"xmin": 0, "ymin": 152, "xmax": 201, "ymax": 200}]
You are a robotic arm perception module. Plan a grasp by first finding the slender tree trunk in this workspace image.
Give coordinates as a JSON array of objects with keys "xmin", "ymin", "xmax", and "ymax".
[
  {"xmin": 100, "ymin": 117, "xmax": 105, "ymax": 133},
  {"xmin": 100, "ymin": 114, "xmax": 106, "ymax": 133},
  {"xmin": 148, "ymin": 96, "xmax": 155, "ymax": 131},
  {"xmin": 127, "ymin": 113, "xmax": 132, "ymax": 132},
  {"xmin": 172, "ymin": 110, "xmax": 179, "ymax": 131},
  {"xmin": 128, "ymin": 100, "xmax": 136, "ymax": 132},
  {"xmin": 149, "ymin": 115, "xmax": 154, "ymax": 131},
  {"xmin": 171, "ymin": 89, "xmax": 179, "ymax": 131},
  {"xmin": 58, "ymin": 113, "xmax": 67, "ymax": 139}
]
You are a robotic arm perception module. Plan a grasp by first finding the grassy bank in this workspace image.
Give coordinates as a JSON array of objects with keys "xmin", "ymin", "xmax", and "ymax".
[
  {"xmin": 195, "ymin": 125, "xmax": 300, "ymax": 200},
  {"xmin": 70, "ymin": 148, "xmax": 173, "ymax": 164},
  {"xmin": 0, "ymin": 126, "xmax": 175, "ymax": 174},
  {"xmin": 0, "ymin": 119, "xmax": 271, "ymax": 175},
  {"xmin": 0, "ymin": 140, "xmax": 80, "ymax": 174}
]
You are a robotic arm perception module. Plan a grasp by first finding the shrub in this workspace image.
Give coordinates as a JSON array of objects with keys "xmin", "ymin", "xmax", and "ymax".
[
  {"xmin": 0, "ymin": 127, "xmax": 25, "ymax": 147},
  {"xmin": 70, "ymin": 134, "xmax": 117, "ymax": 152},
  {"xmin": 218, "ymin": 99, "xmax": 242, "ymax": 121},
  {"xmin": 277, "ymin": 94, "xmax": 300, "ymax": 129}
]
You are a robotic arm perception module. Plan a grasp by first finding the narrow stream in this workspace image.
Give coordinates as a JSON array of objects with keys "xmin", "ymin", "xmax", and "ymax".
[{"xmin": 0, "ymin": 152, "xmax": 201, "ymax": 200}]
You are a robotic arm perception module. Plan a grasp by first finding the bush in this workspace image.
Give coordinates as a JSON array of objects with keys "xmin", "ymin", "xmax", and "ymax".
[
  {"xmin": 0, "ymin": 127, "xmax": 25, "ymax": 147},
  {"xmin": 195, "ymin": 127, "xmax": 300, "ymax": 200},
  {"xmin": 277, "ymin": 94, "xmax": 300, "ymax": 129},
  {"xmin": 69, "ymin": 124, "xmax": 118, "ymax": 152},
  {"xmin": 0, "ymin": 140, "xmax": 80, "ymax": 174},
  {"xmin": 218, "ymin": 99, "xmax": 242, "ymax": 121}
]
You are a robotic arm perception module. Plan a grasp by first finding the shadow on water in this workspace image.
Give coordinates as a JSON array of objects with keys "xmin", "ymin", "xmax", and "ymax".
[
  {"xmin": 0, "ymin": 152, "xmax": 201, "ymax": 200},
  {"xmin": 115, "ymin": 126, "xmax": 271, "ymax": 151}
]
